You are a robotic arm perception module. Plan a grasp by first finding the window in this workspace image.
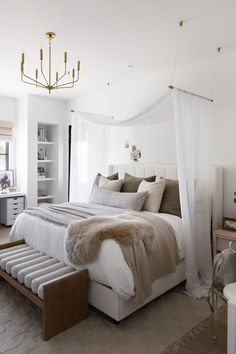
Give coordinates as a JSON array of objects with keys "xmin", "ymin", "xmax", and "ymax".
[{"xmin": 0, "ymin": 141, "xmax": 9, "ymax": 170}]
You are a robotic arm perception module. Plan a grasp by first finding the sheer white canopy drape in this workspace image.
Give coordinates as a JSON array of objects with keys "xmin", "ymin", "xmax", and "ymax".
[
  {"xmin": 173, "ymin": 90, "xmax": 212, "ymax": 297},
  {"xmin": 70, "ymin": 89, "xmax": 213, "ymax": 297}
]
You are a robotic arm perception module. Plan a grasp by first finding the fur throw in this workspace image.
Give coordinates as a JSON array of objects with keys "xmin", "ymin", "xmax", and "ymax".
[{"xmin": 65, "ymin": 213, "xmax": 154, "ymax": 265}]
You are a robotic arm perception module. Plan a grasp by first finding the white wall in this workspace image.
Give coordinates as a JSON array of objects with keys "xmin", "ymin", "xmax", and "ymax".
[
  {"xmin": 68, "ymin": 50, "xmax": 236, "ymax": 217},
  {"xmin": 0, "ymin": 96, "xmax": 16, "ymax": 122}
]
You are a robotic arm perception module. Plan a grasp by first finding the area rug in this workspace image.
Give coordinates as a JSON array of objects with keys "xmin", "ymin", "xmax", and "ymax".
[{"xmin": 161, "ymin": 305, "xmax": 227, "ymax": 354}]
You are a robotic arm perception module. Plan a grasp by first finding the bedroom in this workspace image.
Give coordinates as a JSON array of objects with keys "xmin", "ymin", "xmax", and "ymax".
[{"xmin": 0, "ymin": 0, "xmax": 235, "ymax": 353}]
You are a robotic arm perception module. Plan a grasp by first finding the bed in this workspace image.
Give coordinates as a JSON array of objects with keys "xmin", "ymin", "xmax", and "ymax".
[{"xmin": 10, "ymin": 164, "xmax": 223, "ymax": 321}]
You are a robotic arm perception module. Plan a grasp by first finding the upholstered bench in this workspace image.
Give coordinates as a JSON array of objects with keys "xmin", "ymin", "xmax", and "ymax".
[{"xmin": 0, "ymin": 240, "xmax": 88, "ymax": 340}]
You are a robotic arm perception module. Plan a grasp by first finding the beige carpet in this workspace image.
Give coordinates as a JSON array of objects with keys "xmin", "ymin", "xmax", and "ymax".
[
  {"xmin": 0, "ymin": 227, "xmax": 226, "ymax": 354},
  {"xmin": 162, "ymin": 305, "xmax": 227, "ymax": 354},
  {"xmin": 0, "ymin": 282, "xmax": 215, "ymax": 354}
]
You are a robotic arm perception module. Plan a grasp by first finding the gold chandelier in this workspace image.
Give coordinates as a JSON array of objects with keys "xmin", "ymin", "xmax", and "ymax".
[{"xmin": 20, "ymin": 32, "xmax": 80, "ymax": 94}]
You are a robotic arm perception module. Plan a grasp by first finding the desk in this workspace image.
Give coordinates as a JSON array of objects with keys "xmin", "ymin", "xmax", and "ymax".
[{"xmin": 0, "ymin": 192, "xmax": 26, "ymax": 226}]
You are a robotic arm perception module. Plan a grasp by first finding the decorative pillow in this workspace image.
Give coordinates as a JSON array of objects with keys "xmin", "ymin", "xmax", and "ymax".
[
  {"xmin": 121, "ymin": 173, "xmax": 156, "ymax": 193},
  {"xmin": 91, "ymin": 172, "xmax": 119, "ymax": 194},
  {"xmin": 93, "ymin": 172, "xmax": 118, "ymax": 186},
  {"xmin": 137, "ymin": 179, "xmax": 165, "ymax": 213},
  {"xmin": 98, "ymin": 175, "xmax": 123, "ymax": 192},
  {"xmin": 159, "ymin": 179, "xmax": 182, "ymax": 217},
  {"xmin": 90, "ymin": 185, "xmax": 148, "ymax": 211}
]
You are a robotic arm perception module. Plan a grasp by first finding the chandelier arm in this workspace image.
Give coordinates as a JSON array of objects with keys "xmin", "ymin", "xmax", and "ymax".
[
  {"xmin": 51, "ymin": 63, "xmax": 67, "ymax": 87},
  {"xmin": 40, "ymin": 60, "xmax": 49, "ymax": 86},
  {"xmin": 21, "ymin": 72, "xmax": 47, "ymax": 88},
  {"xmin": 21, "ymin": 78, "xmax": 46, "ymax": 88},
  {"xmin": 55, "ymin": 73, "xmax": 79, "ymax": 88},
  {"xmin": 54, "ymin": 80, "xmax": 75, "ymax": 88},
  {"xmin": 52, "ymin": 85, "xmax": 75, "ymax": 89}
]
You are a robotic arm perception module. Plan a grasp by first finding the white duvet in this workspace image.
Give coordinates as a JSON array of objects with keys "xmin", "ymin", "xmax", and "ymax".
[{"xmin": 10, "ymin": 203, "xmax": 184, "ymax": 300}]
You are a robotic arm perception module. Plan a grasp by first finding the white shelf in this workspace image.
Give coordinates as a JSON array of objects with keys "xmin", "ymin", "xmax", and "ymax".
[
  {"xmin": 37, "ymin": 160, "xmax": 54, "ymax": 163},
  {"xmin": 37, "ymin": 195, "xmax": 54, "ymax": 200},
  {"xmin": 38, "ymin": 141, "xmax": 55, "ymax": 145},
  {"xmin": 37, "ymin": 178, "xmax": 55, "ymax": 182}
]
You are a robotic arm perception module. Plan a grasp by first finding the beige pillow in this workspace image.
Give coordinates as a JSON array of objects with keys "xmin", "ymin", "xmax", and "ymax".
[
  {"xmin": 137, "ymin": 179, "xmax": 165, "ymax": 213},
  {"xmin": 99, "ymin": 175, "xmax": 123, "ymax": 192}
]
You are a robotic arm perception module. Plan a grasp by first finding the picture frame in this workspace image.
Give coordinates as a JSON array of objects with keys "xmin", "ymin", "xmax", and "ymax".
[
  {"xmin": 223, "ymin": 217, "xmax": 236, "ymax": 232},
  {"xmin": 0, "ymin": 170, "xmax": 14, "ymax": 189}
]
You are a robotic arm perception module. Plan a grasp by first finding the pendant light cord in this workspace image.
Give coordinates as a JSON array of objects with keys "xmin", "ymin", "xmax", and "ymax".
[
  {"xmin": 213, "ymin": 47, "xmax": 221, "ymax": 98},
  {"xmin": 107, "ymin": 82, "xmax": 114, "ymax": 118},
  {"xmin": 171, "ymin": 21, "xmax": 184, "ymax": 86}
]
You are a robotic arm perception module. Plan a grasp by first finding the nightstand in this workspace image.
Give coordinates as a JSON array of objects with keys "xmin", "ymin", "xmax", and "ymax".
[
  {"xmin": 213, "ymin": 229, "xmax": 236, "ymax": 256},
  {"xmin": 0, "ymin": 193, "xmax": 26, "ymax": 226}
]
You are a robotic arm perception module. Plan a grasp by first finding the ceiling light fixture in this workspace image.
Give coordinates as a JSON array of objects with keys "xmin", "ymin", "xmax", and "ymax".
[{"xmin": 20, "ymin": 32, "xmax": 80, "ymax": 94}]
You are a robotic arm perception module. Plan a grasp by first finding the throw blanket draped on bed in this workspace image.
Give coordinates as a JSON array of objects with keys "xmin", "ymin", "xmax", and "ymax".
[{"xmin": 22, "ymin": 203, "xmax": 179, "ymax": 303}]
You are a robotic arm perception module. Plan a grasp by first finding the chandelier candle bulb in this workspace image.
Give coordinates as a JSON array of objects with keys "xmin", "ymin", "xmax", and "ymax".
[
  {"xmin": 72, "ymin": 69, "xmax": 75, "ymax": 78},
  {"xmin": 21, "ymin": 53, "xmax": 24, "ymax": 64},
  {"xmin": 77, "ymin": 61, "xmax": 80, "ymax": 70},
  {"xmin": 64, "ymin": 52, "xmax": 67, "ymax": 63},
  {"xmin": 40, "ymin": 49, "xmax": 43, "ymax": 60},
  {"xmin": 36, "ymin": 69, "xmax": 38, "ymax": 79}
]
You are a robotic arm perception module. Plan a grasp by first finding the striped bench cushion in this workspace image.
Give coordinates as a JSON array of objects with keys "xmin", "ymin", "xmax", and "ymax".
[{"xmin": 0, "ymin": 244, "xmax": 78, "ymax": 299}]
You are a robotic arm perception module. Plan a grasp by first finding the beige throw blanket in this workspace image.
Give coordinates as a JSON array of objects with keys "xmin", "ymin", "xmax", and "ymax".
[{"xmin": 65, "ymin": 212, "xmax": 179, "ymax": 303}]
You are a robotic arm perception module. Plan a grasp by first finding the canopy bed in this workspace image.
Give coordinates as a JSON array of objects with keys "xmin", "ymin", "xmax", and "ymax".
[
  {"xmin": 10, "ymin": 162, "xmax": 223, "ymax": 321},
  {"xmin": 7, "ymin": 83, "xmax": 223, "ymax": 321}
]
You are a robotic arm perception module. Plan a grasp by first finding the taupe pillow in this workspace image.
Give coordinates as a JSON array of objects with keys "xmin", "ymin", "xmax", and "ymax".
[
  {"xmin": 90, "ymin": 185, "xmax": 148, "ymax": 211},
  {"xmin": 159, "ymin": 179, "xmax": 181, "ymax": 217},
  {"xmin": 121, "ymin": 173, "xmax": 156, "ymax": 193}
]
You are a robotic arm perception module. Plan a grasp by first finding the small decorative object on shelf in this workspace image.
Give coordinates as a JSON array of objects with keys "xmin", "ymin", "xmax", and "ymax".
[
  {"xmin": 223, "ymin": 217, "xmax": 236, "ymax": 231},
  {"xmin": 38, "ymin": 128, "xmax": 48, "ymax": 142},
  {"xmin": 38, "ymin": 147, "xmax": 47, "ymax": 160},
  {"xmin": 38, "ymin": 188, "xmax": 48, "ymax": 197},
  {"xmin": 0, "ymin": 170, "xmax": 14, "ymax": 190},
  {"xmin": 38, "ymin": 167, "xmax": 46, "ymax": 179}
]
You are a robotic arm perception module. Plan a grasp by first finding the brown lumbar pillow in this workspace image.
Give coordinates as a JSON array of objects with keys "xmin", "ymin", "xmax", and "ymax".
[
  {"xmin": 159, "ymin": 179, "xmax": 181, "ymax": 217},
  {"xmin": 121, "ymin": 173, "xmax": 156, "ymax": 193}
]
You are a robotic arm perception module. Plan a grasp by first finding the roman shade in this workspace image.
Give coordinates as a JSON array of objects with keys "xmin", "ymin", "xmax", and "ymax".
[{"xmin": 0, "ymin": 121, "xmax": 13, "ymax": 140}]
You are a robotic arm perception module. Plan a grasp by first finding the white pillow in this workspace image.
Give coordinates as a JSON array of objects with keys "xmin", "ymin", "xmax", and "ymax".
[
  {"xmin": 137, "ymin": 179, "xmax": 165, "ymax": 213},
  {"xmin": 90, "ymin": 185, "xmax": 148, "ymax": 211},
  {"xmin": 98, "ymin": 175, "xmax": 123, "ymax": 192}
]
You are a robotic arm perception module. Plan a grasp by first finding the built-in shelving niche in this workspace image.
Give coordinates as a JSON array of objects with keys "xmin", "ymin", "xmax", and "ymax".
[{"xmin": 37, "ymin": 123, "xmax": 58, "ymax": 205}]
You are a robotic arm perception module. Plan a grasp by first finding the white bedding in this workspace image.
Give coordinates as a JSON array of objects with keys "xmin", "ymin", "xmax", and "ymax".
[{"xmin": 10, "ymin": 203, "xmax": 184, "ymax": 300}]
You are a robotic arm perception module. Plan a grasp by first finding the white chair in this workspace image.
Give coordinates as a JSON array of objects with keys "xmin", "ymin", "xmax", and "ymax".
[{"xmin": 224, "ymin": 283, "xmax": 236, "ymax": 354}]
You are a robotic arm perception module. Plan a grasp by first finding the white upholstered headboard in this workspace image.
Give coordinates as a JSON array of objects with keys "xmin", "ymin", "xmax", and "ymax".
[{"xmin": 108, "ymin": 163, "xmax": 223, "ymax": 231}]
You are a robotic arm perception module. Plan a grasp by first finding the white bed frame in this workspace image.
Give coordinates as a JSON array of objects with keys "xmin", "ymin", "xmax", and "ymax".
[{"xmin": 88, "ymin": 164, "xmax": 223, "ymax": 321}]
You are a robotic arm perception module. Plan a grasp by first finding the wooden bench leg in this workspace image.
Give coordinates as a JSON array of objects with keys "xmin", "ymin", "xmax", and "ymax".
[{"xmin": 43, "ymin": 269, "xmax": 88, "ymax": 340}]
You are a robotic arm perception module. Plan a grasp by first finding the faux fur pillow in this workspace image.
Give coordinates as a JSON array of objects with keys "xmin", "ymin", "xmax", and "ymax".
[
  {"xmin": 90, "ymin": 185, "xmax": 148, "ymax": 211},
  {"xmin": 137, "ymin": 179, "xmax": 165, "ymax": 213},
  {"xmin": 98, "ymin": 176, "xmax": 123, "ymax": 192}
]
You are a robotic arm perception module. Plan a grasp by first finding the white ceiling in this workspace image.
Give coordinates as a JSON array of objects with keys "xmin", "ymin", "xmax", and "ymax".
[{"xmin": 0, "ymin": 0, "xmax": 235, "ymax": 100}]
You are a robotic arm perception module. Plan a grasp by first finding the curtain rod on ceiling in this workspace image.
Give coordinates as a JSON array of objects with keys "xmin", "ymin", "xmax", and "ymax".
[{"xmin": 168, "ymin": 85, "xmax": 214, "ymax": 103}]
